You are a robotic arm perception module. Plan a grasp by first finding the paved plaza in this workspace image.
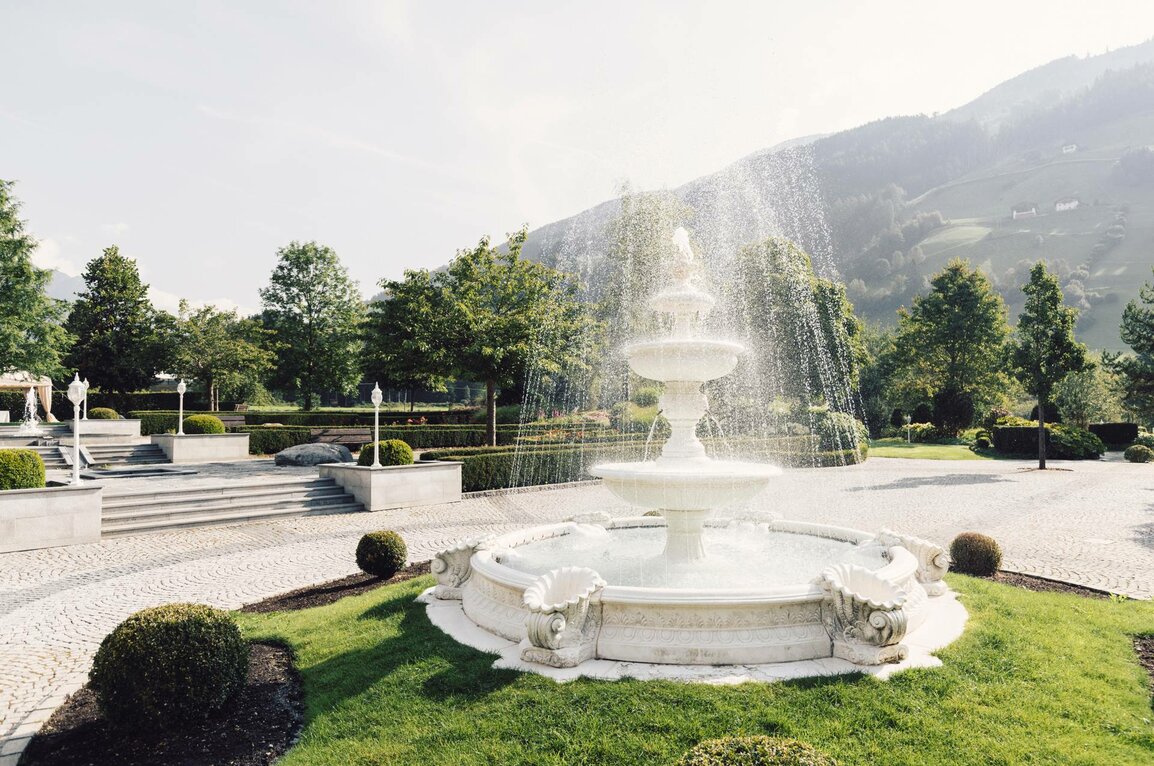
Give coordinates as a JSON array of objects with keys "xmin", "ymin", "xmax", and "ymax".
[{"xmin": 2, "ymin": 456, "xmax": 1153, "ymax": 762}]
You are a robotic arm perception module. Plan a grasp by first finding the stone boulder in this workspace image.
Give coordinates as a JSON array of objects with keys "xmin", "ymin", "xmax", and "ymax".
[{"xmin": 274, "ymin": 443, "xmax": 354, "ymax": 466}]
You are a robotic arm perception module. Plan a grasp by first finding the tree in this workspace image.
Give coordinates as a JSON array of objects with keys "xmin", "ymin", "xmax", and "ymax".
[
  {"xmin": 731, "ymin": 237, "xmax": 864, "ymax": 416},
  {"xmin": 362, "ymin": 269, "xmax": 455, "ymax": 410},
  {"xmin": 891, "ymin": 259, "xmax": 1010, "ymax": 433},
  {"xmin": 0, "ymin": 180, "xmax": 71, "ymax": 379},
  {"xmin": 65, "ymin": 246, "xmax": 171, "ymax": 398},
  {"xmin": 1107, "ymin": 266, "xmax": 1154, "ymax": 425},
  {"xmin": 440, "ymin": 229, "xmax": 593, "ymax": 446},
  {"xmin": 1055, "ymin": 358, "xmax": 1123, "ymax": 429},
  {"xmin": 170, "ymin": 301, "xmax": 274, "ymax": 411},
  {"xmin": 259, "ymin": 242, "xmax": 364, "ymax": 411},
  {"xmin": 1008, "ymin": 262, "xmax": 1089, "ymax": 469}
]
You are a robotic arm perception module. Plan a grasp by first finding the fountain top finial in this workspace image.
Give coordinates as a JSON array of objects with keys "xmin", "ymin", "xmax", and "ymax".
[{"xmin": 648, "ymin": 228, "xmax": 714, "ymax": 329}]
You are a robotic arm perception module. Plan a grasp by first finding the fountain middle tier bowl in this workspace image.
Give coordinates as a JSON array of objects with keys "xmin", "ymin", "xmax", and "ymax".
[
  {"xmin": 626, "ymin": 338, "xmax": 745, "ymax": 382},
  {"xmin": 591, "ymin": 459, "xmax": 780, "ymax": 510}
]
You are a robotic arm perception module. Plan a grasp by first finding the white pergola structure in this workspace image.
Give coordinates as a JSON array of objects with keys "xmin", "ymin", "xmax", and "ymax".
[{"xmin": 0, "ymin": 371, "xmax": 59, "ymax": 422}]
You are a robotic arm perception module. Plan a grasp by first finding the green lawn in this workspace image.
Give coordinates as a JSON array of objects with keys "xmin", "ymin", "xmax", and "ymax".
[
  {"xmin": 869, "ymin": 438, "xmax": 993, "ymax": 460},
  {"xmin": 237, "ymin": 575, "xmax": 1154, "ymax": 765}
]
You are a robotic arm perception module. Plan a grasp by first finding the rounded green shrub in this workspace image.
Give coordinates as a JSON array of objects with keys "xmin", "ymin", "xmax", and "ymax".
[
  {"xmin": 1124, "ymin": 444, "xmax": 1154, "ymax": 463},
  {"xmin": 357, "ymin": 439, "xmax": 414, "ymax": 467},
  {"xmin": 88, "ymin": 603, "xmax": 249, "ymax": 728},
  {"xmin": 974, "ymin": 436, "xmax": 992, "ymax": 449},
  {"xmin": 678, "ymin": 736, "xmax": 839, "ymax": 766},
  {"xmin": 183, "ymin": 414, "xmax": 225, "ymax": 434},
  {"xmin": 1133, "ymin": 434, "xmax": 1154, "ymax": 451},
  {"xmin": 88, "ymin": 407, "xmax": 120, "ymax": 420},
  {"xmin": 0, "ymin": 449, "xmax": 46, "ymax": 490},
  {"xmin": 356, "ymin": 530, "xmax": 407, "ymax": 578},
  {"xmin": 949, "ymin": 532, "xmax": 1002, "ymax": 576},
  {"xmin": 631, "ymin": 386, "xmax": 662, "ymax": 408}
]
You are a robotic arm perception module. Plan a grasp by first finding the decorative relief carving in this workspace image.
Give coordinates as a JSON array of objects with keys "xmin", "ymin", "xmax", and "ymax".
[
  {"xmin": 520, "ymin": 567, "xmax": 605, "ymax": 668},
  {"xmin": 431, "ymin": 537, "xmax": 489, "ymax": 600},
  {"xmin": 877, "ymin": 528, "xmax": 950, "ymax": 596},
  {"xmin": 820, "ymin": 563, "xmax": 909, "ymax": 665}
]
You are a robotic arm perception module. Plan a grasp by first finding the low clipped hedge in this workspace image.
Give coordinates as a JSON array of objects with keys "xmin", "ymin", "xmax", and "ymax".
[
  {"xmin": 183, "ymin": 414, "xmax": 226, "ymax": 435},
  {"xmin": 88, "ymin": 407, "xmax": 120, "ymax": 420},
  {"xmin": 358, "ymin": 439, "xmax": 414, "ymax": 466},
  {"xmin": 88, "ymin": 603, "xmax": 249, "ymax": 728},
  {"xmin": 1088, "ymin": 422, "xmax": 1139, "ymax": 447},
  {"xmin": 0, "ymin": 449, "xmax": 46, "ymax": 490},
  {"xmin": 1124, "ymin": 444, "xmax": 1154, "ymax": 463},
  {"xmin": 234, "ymin": 426, "xmax": 313, "ymax": 455},
  {"xmin": 881, "ymin": 422, "xmax": 946, "ymax": 442},
  {"xmin": 678, "ymin": 735, "xmax": 839, "ymax": 766},
  {"xmin": 992, "ymin": 423, "xmax": 1105, "ymax": 459},
  {"xmin": 356, "ymin": 531, "xmax": 407, "ymax": 578}
]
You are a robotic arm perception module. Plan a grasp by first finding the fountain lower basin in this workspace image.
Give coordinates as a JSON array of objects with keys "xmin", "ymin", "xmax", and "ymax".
[
  {"xmin": 625, "ymin": 338, "xmax": 745, "ymax": 382},
  {"xmin": 441, "ymin": 517, "xmax": 934, "ymax": 666}
]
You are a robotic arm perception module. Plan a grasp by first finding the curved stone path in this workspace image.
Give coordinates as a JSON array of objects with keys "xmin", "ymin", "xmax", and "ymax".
[{"xmin": 2, "ymin": 456, "xmax": 1153, "ymax": 763}]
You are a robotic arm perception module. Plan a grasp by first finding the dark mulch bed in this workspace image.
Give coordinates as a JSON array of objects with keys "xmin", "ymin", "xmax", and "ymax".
[
  {"xmin": 1135, "ymin": 636, "xmax": 1154, "ymax": 691},
  {"xmin": 240, "ymin": 560, "xmax": 431, "ymax": 613},
  {"xmin": 989, "ymin": 570, "xmax": 1111, "ymax": 599},
  {"xmin": 18, "ymin": 642, "xmax": 301, "ymax": 766}
]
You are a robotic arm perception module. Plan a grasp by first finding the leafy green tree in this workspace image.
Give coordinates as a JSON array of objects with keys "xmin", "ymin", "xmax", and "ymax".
[
  {"xmin": 171, "ymin": 301, "xmax": 275, "ymax": 411},
  {"xmin": 732, "ymin": 238, "xmax": 864, "ymax": 413},
  {"xmin": 441, "ymin": 229, "xmax": 593, "ymax": 445},
  {"xmin": 65, "ymin": 246, "xmax": 172, "ymax": 398},
  {"xmin": 1107, "ymin": 266, "xmax": 1154, "ymax": 425},
  {"xmin": 362, "ymin": 269, "xmax": 454, "ymax": 410},
  {"xmin": 1055, "ymin": 358, "xmax": 1123, "ymax": 428},
  {"xmin": 0, "ymin": 180, "xmax": 71, "ymax": 380},
  {"xmin": 891, "ymin": 259, "xmax": 1010, "ymax": 433},
  {"xmin": 1008, "ymin": 262, "xmax": 1089, "ymax": 469},
  {"xmin": 259, "ymin": 242, "xmax": 364, "ymax": 411}
]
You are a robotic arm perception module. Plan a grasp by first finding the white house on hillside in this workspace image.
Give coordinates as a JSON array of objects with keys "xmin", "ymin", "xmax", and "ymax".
[{"xmin": 1055, "ymin": 197, "xmax": 1081, "ymax": 212}]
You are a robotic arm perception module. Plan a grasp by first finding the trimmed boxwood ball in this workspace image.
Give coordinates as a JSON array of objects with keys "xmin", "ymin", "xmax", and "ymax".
[
  {"xmin": 88, "ymin": 603, "xmax": 249, "ymax": 728},
  {"xmin": 1124, "ymin": 444, "xmax": 1154, "ymax": 463},
  {"xmin": 678, "ymin": 736, "xmax": 839, "ymax": 766},
  {"xmin": 183, "ymin": 414, "xmax": 226, "ymax": 434},
  {"xmin": 88, "ymin": 407, "xmax": 120, "ymax": 420},
  {"xmin": 357, "ymin": 439, "xmax": 414, "ymax": 467},
  {"xmin": 950, "ymin": 532, "xmax": 1003, "ymax": 576},
  {"xmin": 0, "ymin": 449, "xmax": 46, "ymax": 490},
  {"xmin": 356, "ymin": 530, "xmax": 407, "ymax": 578}
]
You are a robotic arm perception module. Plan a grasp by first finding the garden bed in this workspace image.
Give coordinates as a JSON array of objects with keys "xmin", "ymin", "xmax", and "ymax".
[
  {"xmin": 18, "ymin": 642, "xmax": 302, "ymax": 766},
  {"xmin": 241, "ymin": 561, "xmax": 431, "ymax": 613}
]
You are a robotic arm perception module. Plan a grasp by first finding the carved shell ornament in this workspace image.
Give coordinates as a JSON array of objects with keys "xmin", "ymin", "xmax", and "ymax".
[
  {"xmin": 820, "ymin": 563, "xmax": 909, "ymax": 648},
  {"xmin": 523, "ymin": 566, "xmax": 606, "ymax": 613},
  {"xmin": 877, "ymin": 528, "xmax": 950, "ymax": 589}
]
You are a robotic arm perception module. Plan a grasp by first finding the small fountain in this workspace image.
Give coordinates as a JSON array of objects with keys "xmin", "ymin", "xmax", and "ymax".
[
  {"xmin": 426, "ymin": 229, "xmax": 963, "ymax": 676},
  {"xmin": 15, "ymin": 387, "xmax": 45, "ymax": 437}
]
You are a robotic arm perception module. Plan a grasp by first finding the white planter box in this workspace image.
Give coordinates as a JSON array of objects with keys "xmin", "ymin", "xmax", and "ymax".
[
  {"xmin": 318, "ymin": 461, "xmax": 462, "ymax": 511},
  {"xmin": 0, "ymin": 484, "xmax": 103, "ymax": 553},
  {"xmin": 151, "ymin": 433, "xmax": 250, "ymax": 464},
  {"xmin": 0, "ymin": 411, "xmax": 9, "ymax": 423}
]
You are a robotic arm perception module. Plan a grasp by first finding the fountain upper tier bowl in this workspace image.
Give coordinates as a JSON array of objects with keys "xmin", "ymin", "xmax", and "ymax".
[
  {"xmin": 591, "ymin": 459, "xmax": 779, "ymax": 511},
  {"xmin": 626, "ymin": 338, "xmax": 745, "ymax": 382}
]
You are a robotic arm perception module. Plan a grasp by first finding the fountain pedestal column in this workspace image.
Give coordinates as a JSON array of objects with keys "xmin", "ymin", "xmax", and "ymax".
[{"xmin": 662, "ymin": 509, "xmax": 709, "ymax": 563}]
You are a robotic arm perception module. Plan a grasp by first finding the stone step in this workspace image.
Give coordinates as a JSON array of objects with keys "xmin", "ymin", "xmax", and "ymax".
[
  {"xmin": 84, "ymin": 444, "xmax": 169, "ymax": 467},
  {"xmin": 103, "ymin": 477, "xmax": 336, "ymax": 507},
  {"xmin": 100, "ymin": 501, "xmax": 366, "ymax": 536},
  {"xmin": 102, "ymin": 484, "xmax": 348, "ymax": 514},
  {"xmin": 102, "ymin": 490, "xmax": 356, "ymax": 525}
]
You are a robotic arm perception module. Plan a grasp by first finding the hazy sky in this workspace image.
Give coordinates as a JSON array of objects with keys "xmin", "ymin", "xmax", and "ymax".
[{"xmin": 4, "ymin": 1, "xmax": 1153, "ymax": 315}]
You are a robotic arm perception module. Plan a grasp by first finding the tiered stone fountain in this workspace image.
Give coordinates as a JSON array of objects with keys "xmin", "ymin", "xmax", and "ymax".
[{"xmin": 426, "ymin": 229, "xmax": 961, "ymax": 675}]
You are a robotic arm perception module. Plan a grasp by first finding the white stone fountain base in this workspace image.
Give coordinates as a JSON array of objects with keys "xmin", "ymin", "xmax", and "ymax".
[
  {"xmin": 423, "ymin": 517, "xmax": 967, "ymax": 677},
  {"xmin": 419, "ymin": 584, "xmax": 967, "ymax": 684}
]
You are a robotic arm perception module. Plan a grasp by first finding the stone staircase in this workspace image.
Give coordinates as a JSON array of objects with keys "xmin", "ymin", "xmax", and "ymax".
[
  {"xmin": 84, "ymin": 443, "xmax": 168, "ymax": 467},
  {"xmin": 10, "ymin": 444, "xmax": 72, "ymax": 470},
  {"xmin": 101, "ymin": 477, "xmax": 365, "ymax": 536}
]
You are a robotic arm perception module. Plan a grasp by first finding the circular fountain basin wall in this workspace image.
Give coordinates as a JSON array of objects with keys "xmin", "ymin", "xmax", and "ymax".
[{"xmin": 460, "ymin": 518, "xmax": 928, "ymax": 665}]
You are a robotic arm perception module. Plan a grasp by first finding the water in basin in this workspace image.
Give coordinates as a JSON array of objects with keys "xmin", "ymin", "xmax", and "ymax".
[{"xmin": 496, "ymin": 525, "xmax": 887, "ymax": 590}]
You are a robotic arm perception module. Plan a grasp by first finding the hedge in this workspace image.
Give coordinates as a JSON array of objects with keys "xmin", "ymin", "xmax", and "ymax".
[
  {"xmin": 1088, "ymin": 422, "xmax": 1139, "ymax": 447},
  {"xmin": 232, "ymin": 427, "xmax": 313, "ymax": 455},
  {"xmin": 246, "ymin": 409, "xmax": 477, "ymax": 427},
  {"xmin": 992, "ymin": 423, "xmax": 1105, "ymax": 459}
]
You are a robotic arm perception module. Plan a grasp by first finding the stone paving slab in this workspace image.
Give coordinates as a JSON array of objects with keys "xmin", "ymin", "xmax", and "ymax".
[{"xmin": 2, "ymin": 456, "xmax": 1153, "ymax": 758}]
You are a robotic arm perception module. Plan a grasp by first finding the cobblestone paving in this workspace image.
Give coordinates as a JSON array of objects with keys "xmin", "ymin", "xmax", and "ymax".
[{"xmin": 2, "ymin": 456, "xmax": 1152, "ymax": 762}]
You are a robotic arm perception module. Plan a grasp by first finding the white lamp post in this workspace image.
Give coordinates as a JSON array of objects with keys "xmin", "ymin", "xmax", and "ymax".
[
  {"xmin": 176, "ymin": 379, "xmax": 187, "ymax": 435},
  {"xmin": 82, "ymin": 378, "xmax": 90, "ymax": 420},
  {"xmin": 904, "ymin": 413, "xmax": 912, "ymax": 444},
  {"xmin": 371, "ymin": 383, "xmax": 383, "ymax": 468},
  {"xmin": 67, "ymin": 374, "xmax": 86, "ymax": 485}
]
